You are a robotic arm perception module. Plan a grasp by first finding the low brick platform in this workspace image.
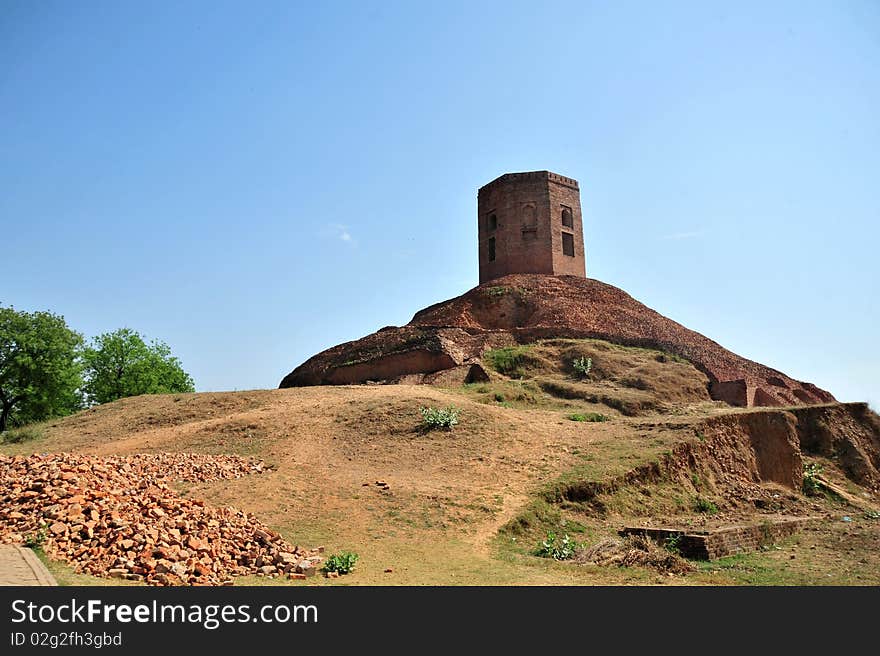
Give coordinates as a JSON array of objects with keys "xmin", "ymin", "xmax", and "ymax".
[{"xmin": 621, "ymin": 516, "xmax": 818, "ymax": 560}]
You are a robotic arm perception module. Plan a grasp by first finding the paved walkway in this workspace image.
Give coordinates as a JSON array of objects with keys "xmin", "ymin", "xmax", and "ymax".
[{"xmin": 0, "ymin": 544, "xmax": 58, "ymax": 586}]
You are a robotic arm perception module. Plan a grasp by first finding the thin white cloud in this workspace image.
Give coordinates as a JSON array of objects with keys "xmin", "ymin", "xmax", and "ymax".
[
  {"xmin": 661, "ymin": 230, "xmax": 703, "ymax": 240},
  {"xmin": 328, "ymin": 223, "xmax": 355, "ymax": 244}
]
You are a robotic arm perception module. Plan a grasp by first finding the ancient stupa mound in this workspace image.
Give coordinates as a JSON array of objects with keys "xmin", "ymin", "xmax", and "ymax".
[
  {"xmin": 279, "ymin": 274, "xmax": 833, "ymax": 408},
  {"xmin": 280, "ymin": 171, "xmax": 834, "ymax": 408}
]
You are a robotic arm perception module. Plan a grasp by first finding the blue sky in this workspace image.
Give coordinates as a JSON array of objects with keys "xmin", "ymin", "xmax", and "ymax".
[{"xmin": 2, "ymin": 1, "xmax": 878, "ymax": 406}]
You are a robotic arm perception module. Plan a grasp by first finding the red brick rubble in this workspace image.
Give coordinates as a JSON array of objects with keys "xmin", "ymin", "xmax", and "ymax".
[{"xmin": 0, "ymin": 453, "xmax": 322, "ymax": 585}]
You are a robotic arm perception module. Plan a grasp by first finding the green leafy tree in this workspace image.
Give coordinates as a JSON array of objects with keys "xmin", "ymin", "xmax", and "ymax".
[
  {"xmin": 0, "ymin": 306, "xmax": 84, "ymax": 432},
  {"xmin": 82, "ymin": 328, "xmax": 195, "ymax": 405}
]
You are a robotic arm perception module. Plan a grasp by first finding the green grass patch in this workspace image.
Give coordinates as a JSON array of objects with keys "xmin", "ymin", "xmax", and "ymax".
[
  {"xmin": 485, "ymin": 346, "xmax": 531, "ymax": 378},
  {"xmin": 693, "ymin": 496, "xmax": 719, "ymax": 514},
  {"xmin": 567, "ymin": 412, "xmax": 607, "ymax": 423},
  {"xmin": 500, "ymin": 499, "xmax": 562, "ymax": 540},
  {"xmin": 1, "ymin": 424, "xmax": 44, "ymax": 444}
]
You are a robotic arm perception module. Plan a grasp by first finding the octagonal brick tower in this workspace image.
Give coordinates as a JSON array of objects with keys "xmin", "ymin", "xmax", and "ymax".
[{"xmin": 477, "ymin": 170, "xmax": 586, "ymax": 284}]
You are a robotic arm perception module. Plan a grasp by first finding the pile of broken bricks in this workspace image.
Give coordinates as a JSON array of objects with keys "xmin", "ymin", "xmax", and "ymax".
[{"xmin": 0, "ymin": 453, "xmax": 324, "ymax": 586}]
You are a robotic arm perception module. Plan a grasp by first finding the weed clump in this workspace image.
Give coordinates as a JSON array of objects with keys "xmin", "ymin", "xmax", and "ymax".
[
  {"xmin": 693, "ymin": 496, "xmax": 719, "ymax": 514},
  {"xmin": 571, "ymin": 356, "xmax": 592, "ymax": 379},
  {"xmin": 535, "ymin": 532, "xmax": 581, "ymax": 561},
  {"xmin": 322, "ymin": 551, "xmax": 359, "ymax": 575},
  {"xmin": 663, "ymin": 533, "xmax": 683, "ymax": 555},
  {"xmin": 420, "ymin": 406, "xmax": 460, "ymax": 430},
  {"xmin": 485, "ymin": 286, "xmax": 510, "ymax": 297},
  {"xmin": 24, "ymin": 525, "xmax": 48, "ymax": 549},
  {"xmin": 803, "ymin": 462, "xmax": 823, "ymax": 496}
]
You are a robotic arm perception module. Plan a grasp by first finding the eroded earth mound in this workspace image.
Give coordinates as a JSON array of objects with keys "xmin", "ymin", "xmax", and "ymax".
[{"xmin": 281, "ymin": 274, "xmax": 834, "ymax": 407}]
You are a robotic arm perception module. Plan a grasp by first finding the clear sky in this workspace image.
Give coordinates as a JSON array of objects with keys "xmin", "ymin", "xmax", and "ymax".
[{"xmin": 2, "ymin": 1, "xmax": 878, "ymax": 407}]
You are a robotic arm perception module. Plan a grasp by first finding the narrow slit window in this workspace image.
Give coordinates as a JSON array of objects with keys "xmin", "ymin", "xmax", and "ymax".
[
  {"xmin": 561, "ymin": 206, "xmax": 573, "ymax": 228},
  {"xmin": 562, "ymin": 232, "xmax": 574, "ymax": 257},
  {"xmin": 488, "ymin": 213, "xmax": 497, "ymax": 231},
  {"xmin": 488, "ymin": 236, "xmax": 496, "ymax": 261}
]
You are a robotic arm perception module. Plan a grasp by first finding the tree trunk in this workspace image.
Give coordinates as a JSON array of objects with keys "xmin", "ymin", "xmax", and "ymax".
[{"xmin": 0, "ymin": 402, "xmax": 10, "ymax": 433}]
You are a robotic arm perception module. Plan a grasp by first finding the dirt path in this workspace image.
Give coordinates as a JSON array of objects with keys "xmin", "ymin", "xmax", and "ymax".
[{"xmin": 0, "ymin": 545, "xmax": 57, "ymax": 586}]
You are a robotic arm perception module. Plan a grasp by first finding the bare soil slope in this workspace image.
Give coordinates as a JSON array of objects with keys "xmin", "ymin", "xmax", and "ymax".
[{"xmin": 4, "ymin": 339, "xmax": 878, "ymax": 586}]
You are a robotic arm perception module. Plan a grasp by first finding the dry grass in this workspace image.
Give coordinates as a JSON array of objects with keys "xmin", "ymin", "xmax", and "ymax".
[
  {"xmin": 577, "ymin": 535, "xmax": 695, "ymax": 574},
  {"xmin": 466, "ymin": 338, "xmax": 715, "ymax": 417},
  {"xmin": 2, "ymin": 338, "xmax": 878, "ymax": 586}
]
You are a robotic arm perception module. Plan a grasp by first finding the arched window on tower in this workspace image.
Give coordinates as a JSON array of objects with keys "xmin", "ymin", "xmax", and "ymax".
[
  {"xmin": 488, "ymin": 213, "xmax": 497, "ymax": 231},
  {"xmin": 561, "ymin": 206, "xmax": 573, "ymax": 228}
]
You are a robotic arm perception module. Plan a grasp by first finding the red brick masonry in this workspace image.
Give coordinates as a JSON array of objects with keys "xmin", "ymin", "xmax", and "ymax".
[
  {"xmin": 621, "ymin": 516, "xmax": 817, "ymax": 560},
  {"xmin": 478, "ymin": 171, "xmax": 586, "ymax": 283}
]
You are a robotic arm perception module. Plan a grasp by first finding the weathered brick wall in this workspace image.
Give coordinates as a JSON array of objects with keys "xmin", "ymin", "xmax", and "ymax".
[
  {"xmin": 622, "ymin": 517, "xmax": 814, "ymax": 560},
  {"xmin": 547, "ymin": 173, "xmax": 586, "ymax": 277},
  {"xmin": 477, "ymin": 171, "xmax": 586, "ymax": 283},
  {"xmin": 702, "ymin": 518, "xmax": 811, "ymax": 559}
]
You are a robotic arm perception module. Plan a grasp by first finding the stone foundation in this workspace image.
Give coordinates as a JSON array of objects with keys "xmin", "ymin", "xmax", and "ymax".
[{"xmin": 620, "ymin": 516, "xmax": 816, "ymax": 560}]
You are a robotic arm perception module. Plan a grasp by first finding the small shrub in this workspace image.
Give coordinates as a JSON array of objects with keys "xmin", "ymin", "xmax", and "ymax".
[
  {"xmin": 2, "ymin": 425, "xmax": 44, "ymax": 444},
  {"xmin": 420, "ymin": 405, "xmax": 460, "ymax": 430},
  {"xmin": 567, "ymin": 412, "xmax": 607, "ymax": 423},
  {"xmin": 486, "ymin": 346, "xmax": 529, "ymax": 378},
  {"xmin": 322, "ymin": 551, "xmax": 359, "ymax": 575},
  {"xmin": 486, "ymin": 286, "xmax": 509, "ymax": 297},
  {"xmin": 572, "ymin": 356, "xmax": 593, "ymax": 379},
  {"xmin": 690, "ymin": 473, "xmax": 702, "ymax": 489},
  {"xmin": 693, "ymin": 496, "xmax": 718, "ymax": 514},
  {"xmin": 803, "ymin": 462, "xmax": 823, "ymax": 496},
  {"xmin": 663, "ymin": 533, "xmax": 682, "ymax": 555},
  {"xmin": 493, "ymin": 392, "xmax": 505, "ymax": 402},
  {"xmin": 535, "ymin": 532, "xmax": 580, "ymax": 561},
  {"xmin": 24, "ymin": 525, "xmax": 48, "ymax": 549}
]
